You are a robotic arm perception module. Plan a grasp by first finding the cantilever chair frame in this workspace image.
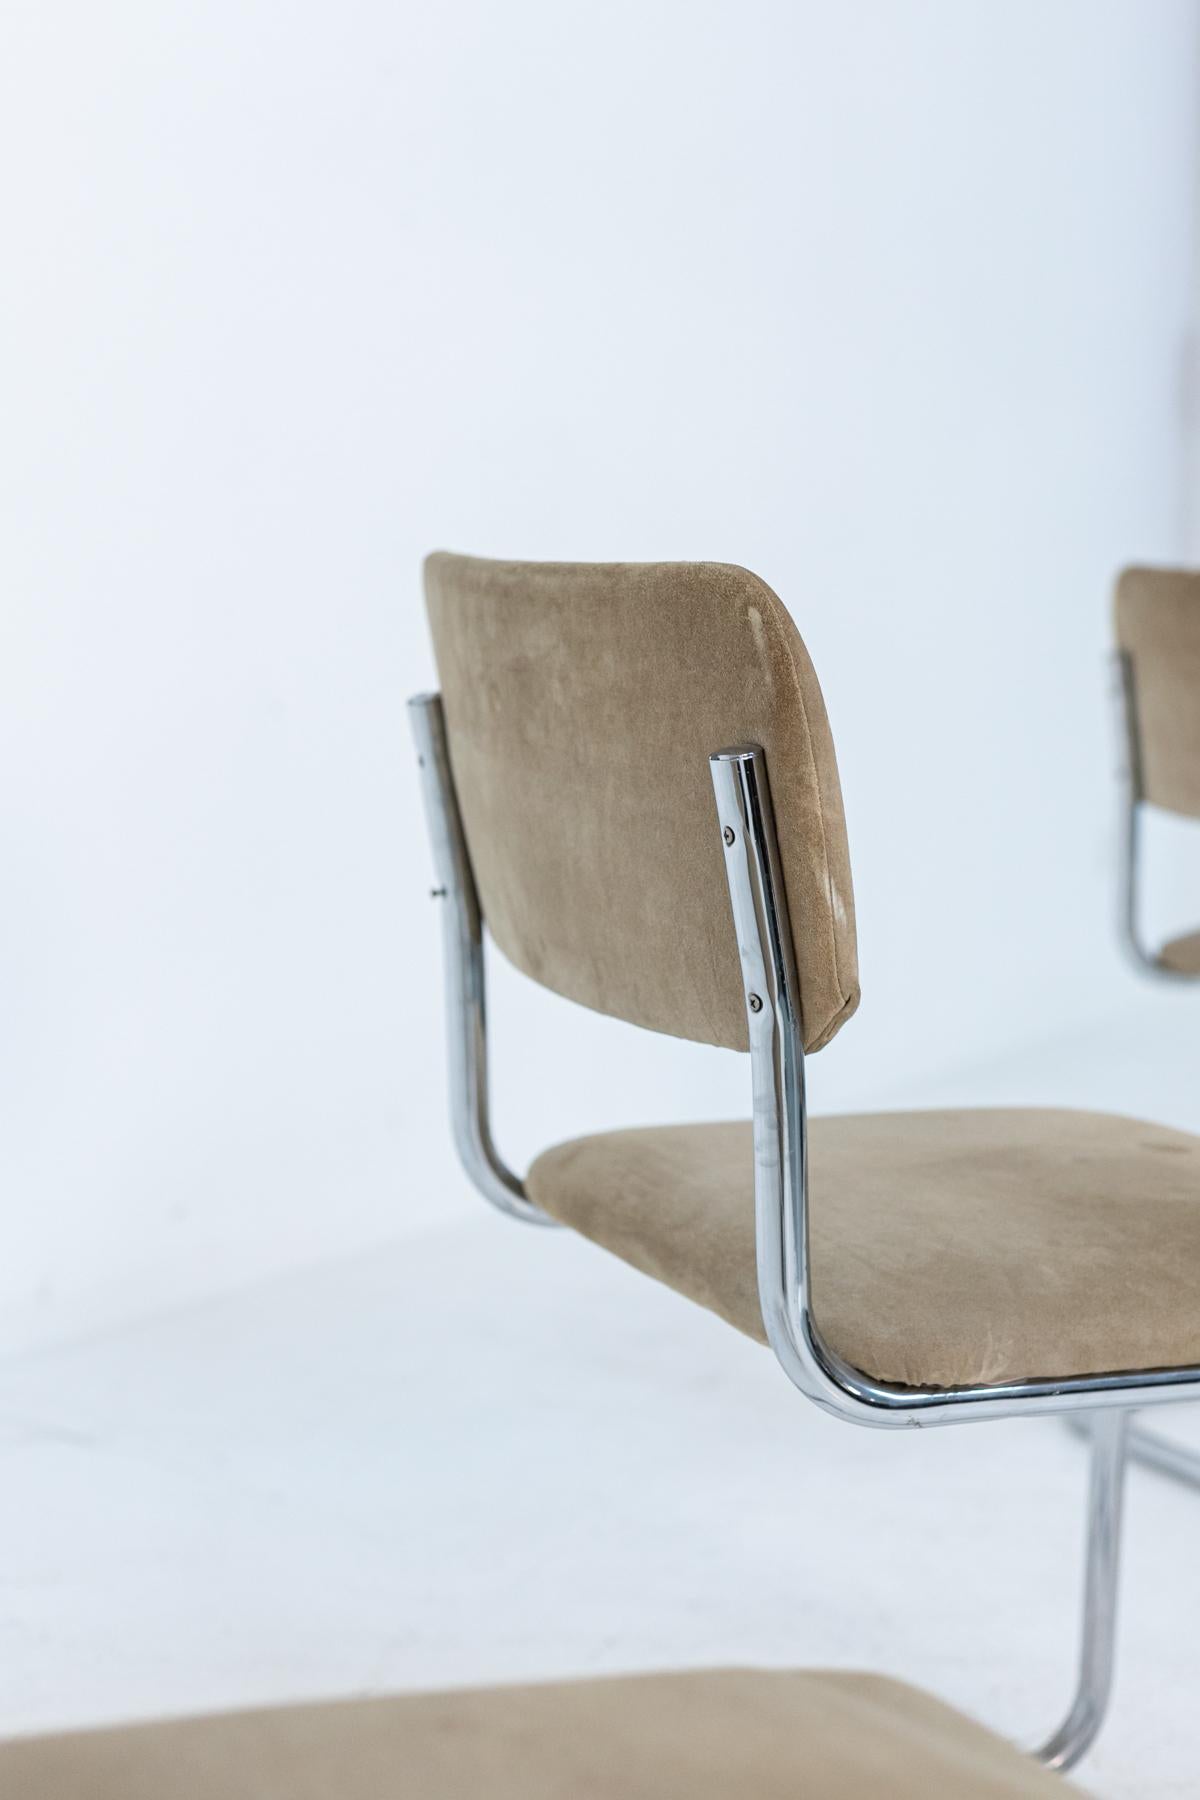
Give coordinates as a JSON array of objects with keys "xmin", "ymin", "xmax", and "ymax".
[{"xmin": 410, "ymin": 688, "xmax": 1200, "ymax": 1771}]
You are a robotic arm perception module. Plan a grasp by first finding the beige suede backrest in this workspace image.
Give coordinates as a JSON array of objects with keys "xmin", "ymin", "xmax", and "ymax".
[
  {"xmin": 424, "ymin": 554, "xmax": 859, "ymax": 1054},
  {"xmin": 1116, "ymin": 567, "xmax": 1200, "ymax": 819}
]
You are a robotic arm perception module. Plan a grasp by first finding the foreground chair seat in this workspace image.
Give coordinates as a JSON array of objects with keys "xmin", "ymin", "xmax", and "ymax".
[
  {"xmin": 528, "ymin": 1107, "xmax": 1200, "ymax": 1389},
  {"xmin": 0, "ymin": 1669, "xmax": 1081, "ymax": 1799}
]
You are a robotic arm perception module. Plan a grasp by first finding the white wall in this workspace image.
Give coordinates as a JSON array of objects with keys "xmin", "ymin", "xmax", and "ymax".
[{"xmin": 2, "ymin": 0, "xmax": 1197, "ymax": 1355}]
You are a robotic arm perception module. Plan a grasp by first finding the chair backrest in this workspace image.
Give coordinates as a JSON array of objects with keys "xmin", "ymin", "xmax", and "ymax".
[
  {"xmin": 1116, "ymin": 567, "xmax": 1200, "ymax": 819},
  {"xmin": 424, "ymin": 554, "xmax": 859, "ymax": 1053}
]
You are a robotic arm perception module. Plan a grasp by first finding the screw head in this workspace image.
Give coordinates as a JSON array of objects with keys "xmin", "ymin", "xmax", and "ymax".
[
  {"xmin": 722, "ymin": 826, "xmax": 736, "ymax": 846},
  {"xmin": 748, "ymin": 992, "xmax": 763, "ymax": 1013}
]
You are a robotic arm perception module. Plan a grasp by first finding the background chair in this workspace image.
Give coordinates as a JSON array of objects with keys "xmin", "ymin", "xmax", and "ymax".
[
  {"xmin": 1114, "ymin": 566, "xmax": 1200, "ymax": 979},
  {"xmin": 412, "ymin": 552, "xmax": 1200, "ymax": 1777}
]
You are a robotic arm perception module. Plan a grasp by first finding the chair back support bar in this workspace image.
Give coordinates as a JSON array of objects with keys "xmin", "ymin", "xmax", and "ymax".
[
  {"xmin": 410, "ymin": 692, "xmax": 555, "ymax": 1224},
  {"xmin": 423, "ymin": 554, "xmax": 859, "ymax": 1054}
]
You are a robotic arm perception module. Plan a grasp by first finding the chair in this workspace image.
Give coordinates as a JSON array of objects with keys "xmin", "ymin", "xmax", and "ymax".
[
  {"xmin": 410, "ymin": 552, "xmax": 1200, "ymax": 1776},
  {"xmin": 0, "ymin": 1668, "xmax": 1080, "ymax": 1798},
  {"xmin": 0, "ymin": 555, "xmax": 1112, "ymax": 1797},
  {"xmin": 1114, "ymin": 566, "xmax": 1200, "ymax": 979}
]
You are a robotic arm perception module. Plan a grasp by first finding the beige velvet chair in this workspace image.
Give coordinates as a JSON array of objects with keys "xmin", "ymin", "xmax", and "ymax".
[
  {"xmin": 1114, "ymin": 566, "xmax": 1200, "ymax": 978},
  {"xmin": 410, "ymin": 553, "xmax": 1200, "ymax": 1778},
  {"xmin": 0, "ymin": 562, "xmax": 1138, "ymax": 1800}
]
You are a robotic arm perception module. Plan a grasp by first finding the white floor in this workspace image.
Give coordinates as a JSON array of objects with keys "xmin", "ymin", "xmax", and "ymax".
[{"xmin": 3, "ymin": 991, "xmax": 1200, "ymax": 1797}]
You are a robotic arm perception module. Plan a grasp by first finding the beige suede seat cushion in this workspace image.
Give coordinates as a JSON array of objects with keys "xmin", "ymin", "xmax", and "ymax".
[
  {"xmin": 527, "ymin": 1108, "xmax": 1200, "ymax": 1389},
  {"xmin": 1160, "ymin": 928, "xmax": 1200, "ymax": 976},
  {"xmin": 0, "ymin": 1669, "xmax": 1080, "ymax": 1799}
]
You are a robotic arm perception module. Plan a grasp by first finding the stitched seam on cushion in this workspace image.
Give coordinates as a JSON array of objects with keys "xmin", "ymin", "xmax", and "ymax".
[{"xmin": 736, "ymin": 566, "xmax": 851, "ymax": 1039}]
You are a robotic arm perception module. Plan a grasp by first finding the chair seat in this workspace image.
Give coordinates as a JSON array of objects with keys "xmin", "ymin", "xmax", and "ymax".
[
  {"xmin": 0, "ymin": 1669, "xmax": 1078, "ymax": 1798},
  {"xmin": 527, "ymin": 1107, "xmax": 1200, "ymax": 1388},
  {"xmin": 1159, "ymin": 929, "xmax": 1200, "ymax": 975}
]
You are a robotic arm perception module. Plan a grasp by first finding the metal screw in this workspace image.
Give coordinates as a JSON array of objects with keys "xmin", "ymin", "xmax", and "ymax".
[
  {"xmin": 723, "ymin": 826, "xmax": 735, "ymax": 845},
  {"xmin": 748, "ymin": 992, "xmax": 763, "ymax": 1013}
]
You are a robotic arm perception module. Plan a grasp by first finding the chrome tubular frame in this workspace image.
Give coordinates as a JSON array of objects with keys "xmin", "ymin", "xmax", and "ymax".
[
  {"xmin": 1068, "ymin": 1410, "xmax": 1200, "ymax": 1494},
  {"xmin": 409, "ymin": 692, "xmax": 555, "ymax": 1227},
  {"xmin": 709, "ymin": 743, "xmax": 1200, "ymax": 1770},
  {"xmin": 1037, "ymin": 1411, "xmax": 1128, "ymax": 1773},
  {"xmin": 1116, "ymin": 648, "xmax": 1200, "ymax": 982},
  {"xmin": 408, "ymin": 689, "xmax": 1193, "ymax": 1771},
  {"xmin": 709, "ymin": 745, "xmax": 1200, "ymax": 1430}
]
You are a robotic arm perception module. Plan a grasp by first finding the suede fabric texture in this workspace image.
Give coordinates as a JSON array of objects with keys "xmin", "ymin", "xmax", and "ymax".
[
  {"xmin": 1160, "ymin": 927, "xmax": 1200, "ymax": 975},
  {"xmin": 0, "ymin": 1670, "xmax": 1079, "ymax": 1799},
  {"xmin": 1116, "ymin": 566, "xmax": 1200, "ymax": 819},
  {"xmin": 424, "ymin": 553, "xmax": 859, "ymax": 1053},
  {"xmin": 527, "ymin": 1108, "xmax": 1200, "ymax": 1389}
]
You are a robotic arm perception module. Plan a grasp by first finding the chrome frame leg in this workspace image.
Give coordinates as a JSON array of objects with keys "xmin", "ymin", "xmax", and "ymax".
[
  {"xmin": 409, "ymin": 692, "xmax": 556, "ymax": 1227},
  {"xmin": 708, "ymin": 743, "xmax": 1200, "ymax": 1427},
  {"xmin": 1068, "ymin": 1410, "xmax": 1200, "ymax": 1491},
  {"xmin": 1035, "ymin": 1410, "xmax": 1129, "ymax": 1773}
]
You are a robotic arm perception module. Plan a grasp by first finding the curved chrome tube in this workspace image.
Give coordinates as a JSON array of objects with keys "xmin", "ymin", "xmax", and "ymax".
[
  {"xmin": 1035, "ymin": 1410, "xmax": 1128, "ymax": 1773},
  {"xmin": 712, "ymin": 744, "xmax": 1145, "ymax": 1769},
  {"xmin": 1068, "ymin": 1409, "xmax": 1200, "ymax": 1489},
  {"xmin": 409, "ymin": 693, "xmax": 555, "ymax": 1227},
  {"xmin": 710, "ymin": 744, "xmax": 1200, "ymax": 1430}
]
